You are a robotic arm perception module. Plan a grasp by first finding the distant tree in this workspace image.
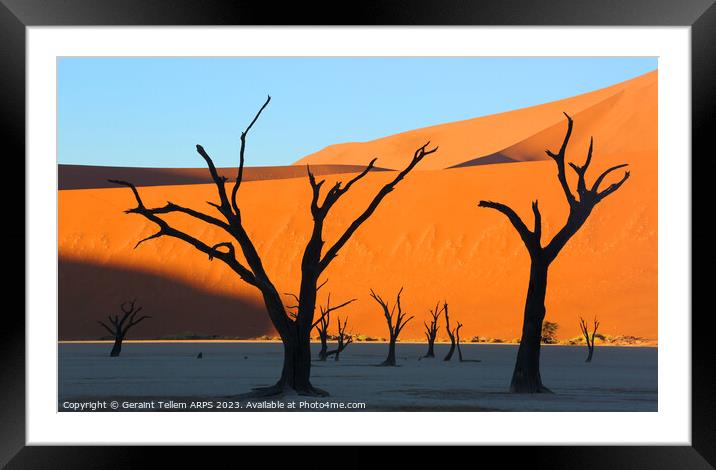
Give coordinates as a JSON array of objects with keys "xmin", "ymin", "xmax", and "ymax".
[
  {"xmin": 97, "ymin": 299, "xmax": 150, "ymax": 357},
  {"xmin": 422, "ymin": 302, "xmax": 443, "ymax": 358},
  {"xmin": 456, "ymin": 321, "xmax": 464, "ymax": 361},
  {"xmin": 478, "ymin": 113, "xmax": 630, "ymax": 393},
  {"xmin": 313, "ymin": 308, "xmax": 330, "ymax": 361},
  {"xmin": 111, "ymin": 96, "xmax": 436, "ymax": 396},
  {"xmin": 310, "ymin": 292, "xmax": 355, "ymax": 361},
  {"xmin": 370, "ymin": 288, "xmax": 414, "ymax": 366},
  {"xmin": 443, "ymin": 302, "xmax": 457, "ymax": 361},
  {"xmin": 326, "ymin": 316, "xmax": 352, "ymax": 361},
  {"xmin": 455, "ymin": 321, "xmax": 481, "ymax": 363},
  {"xmin": 578, "ymin": 316, "xmax": 600, "ymax": 362},
  {"xmin": 541, "ymin": 321, "xmax": 559, "ymax": 344}
]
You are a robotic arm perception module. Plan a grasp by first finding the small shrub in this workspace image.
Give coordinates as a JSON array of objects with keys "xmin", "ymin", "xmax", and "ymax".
[
  {"xmin": 470, "ymin": 336, "xmax": 490, "ymax": 343},
  {"xmin": 354, "ymin": 334, "xmax": 381, "ymax": 342},
  {"xmin": 160, "ymin": 331, "xmax": 218, "ymax": 340},
  {"xmin": 541, "ymin": 321, "xmax": 559, "ymax": 344}
]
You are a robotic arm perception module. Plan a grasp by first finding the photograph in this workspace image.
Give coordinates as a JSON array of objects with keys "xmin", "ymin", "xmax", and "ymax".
[
  {"xmin": 6, "ymin": 0, "xmax": 708, "ymax": 460},
  {"xmin": 57, "ymin": 56, "xmax": 658, "ymax": 413}
]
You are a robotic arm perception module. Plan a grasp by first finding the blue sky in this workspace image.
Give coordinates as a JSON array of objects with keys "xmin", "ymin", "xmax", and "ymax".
[{"xmin": 58, "ymin": 57, "xmax": 656, "ymax": 168}]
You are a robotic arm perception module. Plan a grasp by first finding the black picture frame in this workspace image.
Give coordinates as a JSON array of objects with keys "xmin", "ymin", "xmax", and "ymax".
[{"xmin": 3, "ymin": 0, "xmax": 710, "ymax": 466}]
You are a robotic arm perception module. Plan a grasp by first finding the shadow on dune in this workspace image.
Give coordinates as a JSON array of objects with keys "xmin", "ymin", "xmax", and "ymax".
[
  {"xmin": 59, "ymin": 258, "xmax": 275, "ymax": 340},
  {"xmin": 59, "ymin": 164, "xmax": 390, "ymax": 190},
  {"xmin": 449, "ymin": 90, "xmax": 628, "ymax": 169},
  {"xmin": 449, "ymin": 152, "xmax": 521, "ymax": 168}
]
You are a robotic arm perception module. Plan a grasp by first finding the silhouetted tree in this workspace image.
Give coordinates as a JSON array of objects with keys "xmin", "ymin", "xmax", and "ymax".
[
  {"xmin": 310, "ymin": 293, "xmax": 356, "ymax": 361},
  {"xmin": 370, "ymin": 288, "xmax": 414, "ymax": 366},
  {"xmin": 326, "ymin": 316, "xmax": 352, "ymax": 361},
  {"xmin": 422, "ymin": 302, "xmax": 443, "ymax": 358},
  {"xmin": 111, "ymin": 96, "xmax": 436, "ymax": 396},
  {"xmin": 455, "ymin": 321, "xmax": 481, "ymax": 363},
  {"xmin": 313, "ymin": 307, "xmax": 330, "ymax": 361},
  {"xmin": 478, "ymin": 113, "xmax": 630, "ymax": 393},
  {"xmin": 456, "ymin": 321, "xmax": 463, "ymax": 361},
  {"xmin": 541, "ymin": 321, "xmax": 559, "ymax": 344},
  {"xmin": 443, "ymin": 302, "xmax": 456, "ymax": 361},
  {"xmin": 97, "ymin": 299, "xmax": 150, "ymax": 357},
  {"xmin": 579, "ymin": 316, "xmax": 600, "ymax": 362}
]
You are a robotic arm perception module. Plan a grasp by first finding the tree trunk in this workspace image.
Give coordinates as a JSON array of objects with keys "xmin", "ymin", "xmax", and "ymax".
[
  {"xmin": 251, "ymin": 295, "xmax": 327, "ymax": 397},
  {"xmin": 444, "ymin": 337, "xmax": 456, "ymax": 361},
  {"xmin": 510, "ymin": 259, "xmax": 552, "ymax": 393},
  {"xmin": 424, "ymin": 341, "xmax": 435, "ymax": 358},
  {"xmin": 585, "ymin": 345, "xmax": 594, "ymax": 363},
  {"xmin": 381, "ymin": 338, "xmax": 397, "ymax": 366},
  {"xmin": 109, "ymin": 337, "xmax": 123, "ymax": 357},
  {"xmin": 318, "ymin": 334, "xmax": 328, "ymax": 361},
  {"xmin": 274, "ymin": 329, "xmax": 315, "ymax": 393}
]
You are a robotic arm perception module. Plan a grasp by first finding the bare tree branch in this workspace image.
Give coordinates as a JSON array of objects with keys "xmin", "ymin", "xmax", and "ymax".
[
  {"xmin": 478, "ymin": 200, "xmax": 538, "ymax": 252},
  {"xmin": 545, "ymin": 112, "xmax": 577, "ymax": 206},
  {"xmin": 312, "ymin": 306, "xmax": 329, "ymax": 329},
  {"xmin": 98, "ymin": 321, "xmax": 115, "ymax": 336},
  {"xmin": 319, "ymin": 143, "xmax": 437, "ymax": 271},
  {"xmin": 124, "ymin": 315, "xmax": 151, "ymax": 334},
  {"xmin": 307, "ymin": 166, "xmax": 326, "ymax": 218},
  {"xmin": 194, "ymin": 145, "xmax": 233, "ymax": 217},
  {"xmin": 568, "ymin": 136, "xmax": 594, "ymax": 198},
  {"xmin": 591, "ymin": 163, "xmax": 629, "ymax": 194},
  {"xmin": 395, "ymin": 315, "xmax": 414, "ymax": 336},
  {"xmin": 284, "ymin": 292, "xmax": 300, "ymax": 305},
  {"xmin": 232, "ymin": 95, "xmax": 272, "ymax": 214},
  {"xmin": 319, "ymin": 158, "xmax": 379, "ymax": 215},
  {"xmin": 316, "ymin": 278, "xmax": 329, "ymax": 292},
  {"xmin": 208, "ymin": 242, "xmax": 235, "ymax": 261},
  {"xmin": 325, "ymin": 297, "xmax": 358, "ymax": 315},
  {"xmin": 109, "ymin": 179, "xmax": 259, "ymax": 287},
  {"xmin": 531, "ymin": 200, "xmax": 542, "ymax": 244},
  {"xmin": 147, "ymin": 202, "xmax": 231, "ymax": 232},
  {"xmin": 369, "ymin": 289, "xmax": 393, "ymax": 337},
  {"xmin": 117, "ymin": 300, "xmax": 139, "ymax": 330},
  {"xmin": 595, "ymin": 169, "xmax": 630, "ymax": 202}
]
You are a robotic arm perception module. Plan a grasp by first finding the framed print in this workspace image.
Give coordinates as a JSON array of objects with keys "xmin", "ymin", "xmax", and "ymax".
[{"xmin": 3, "ymin": 0, "xmax": 712, "ymax": 466}]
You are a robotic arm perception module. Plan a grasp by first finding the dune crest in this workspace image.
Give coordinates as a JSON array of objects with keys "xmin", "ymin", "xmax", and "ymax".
[{"xmin": 295, "ymin": 71, "xmax": 656, "ymax": 170}]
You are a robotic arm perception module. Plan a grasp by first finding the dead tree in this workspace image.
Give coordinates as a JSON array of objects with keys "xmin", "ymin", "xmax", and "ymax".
[
  {"xmin": 370, "ymin": 288, "xmax": 414, "ymax": 366},
  {"xmin": 456, "ymin": 321, "xmax": 464, "ymax": 361},
  {"xmin": 443, "ymin": 302, "xmax": 456, "ymax": 361},
  {"xmin": 313, "ymin": 306, "xmax": 330, "ymax": 361},
  {"xmin": 422, "ymin": 302, "xmax": 443, "ymax": 358},
  {"xmin": 478, "ymin": 113, "xmax": 630, "ymax": 393},
  {"xmin": 326, "ymin": 316, "xmax": 352, "ymax": 361},
  {"xmin": 97, "ymin": 300, "xmax": 150, "ymax": 357},
  {"xmin": 111, "ymin": 96, "xmax": 437, "ymax": 396},
  {"xmin": 579, "ymin": 316, "xmax": 600, "ymax": 363},
  {"xmin": 311, "ymin": 293, "xmax": 356, "ymax": 361},
  {"xmin": 455, "ymin": 321, "xmax": 481, "ymax": 363}
]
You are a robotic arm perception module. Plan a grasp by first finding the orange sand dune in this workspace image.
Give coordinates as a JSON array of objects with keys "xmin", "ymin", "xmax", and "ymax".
[
  {"xmin": 59, "ymin": 157, "xmax": 656, "ymax": 341},
  {"xmin": 295, "ymin": 71, "xmax": 656, "ymax": 170},
  {"xmin": 58, "ymin": 71, "xmax": 657, "ymax": 342}
]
